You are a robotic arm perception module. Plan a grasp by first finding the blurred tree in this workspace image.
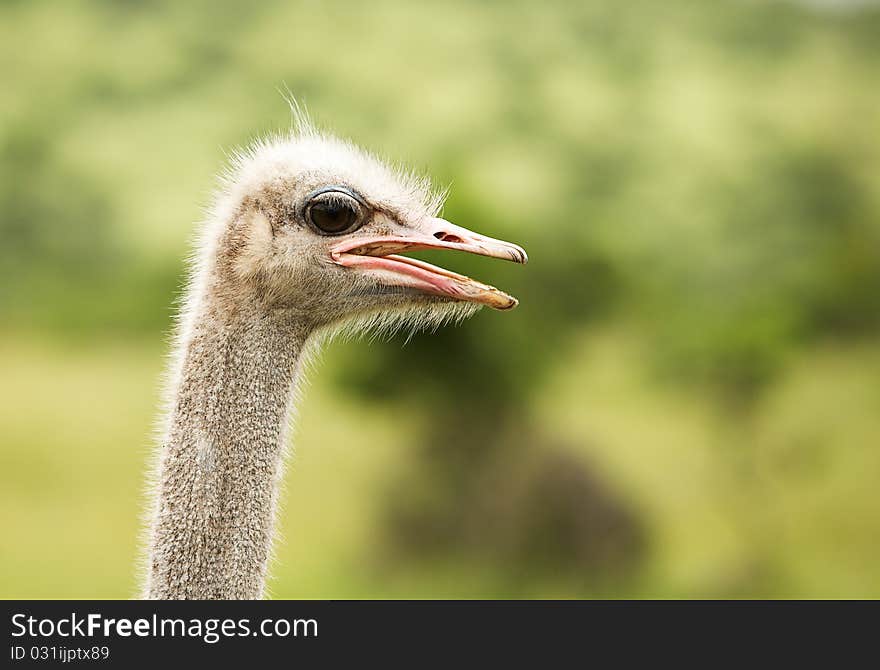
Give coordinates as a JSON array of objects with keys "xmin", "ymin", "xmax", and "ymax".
[{"xmin": 0, "ymin": 121, "xmax": 182, "ymax": 334}]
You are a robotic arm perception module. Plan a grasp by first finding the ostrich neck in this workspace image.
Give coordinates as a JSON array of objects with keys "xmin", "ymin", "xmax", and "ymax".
[{"xmin": 146, "ymin": 300, "xmax": 310, "ymax": 599}]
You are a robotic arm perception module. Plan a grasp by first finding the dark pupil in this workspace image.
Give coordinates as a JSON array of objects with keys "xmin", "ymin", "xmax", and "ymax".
[{"xmin": 309, "ymin": 199, "xmax": 358, "ymax": 233}]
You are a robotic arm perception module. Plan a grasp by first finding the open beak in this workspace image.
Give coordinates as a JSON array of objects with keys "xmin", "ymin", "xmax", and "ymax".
[{"xmin": 329, "ymin": 218, "xmax": 528, "ymax": 310}]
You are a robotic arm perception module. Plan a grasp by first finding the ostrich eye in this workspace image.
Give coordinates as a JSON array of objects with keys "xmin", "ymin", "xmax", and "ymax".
[{"xmin": 306, "ymin": 191, "xmax": 362, "ymax": 235}]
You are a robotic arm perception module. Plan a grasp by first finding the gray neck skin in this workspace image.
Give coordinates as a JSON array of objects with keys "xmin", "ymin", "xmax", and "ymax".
[{"xmin": 145, "ymin": 300, "xmax": 309, "ymax": 599}]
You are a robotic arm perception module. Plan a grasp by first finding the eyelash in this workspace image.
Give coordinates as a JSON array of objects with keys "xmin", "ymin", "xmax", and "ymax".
[{"xmin": 321, "ymin": 193, "xmax": 357, "ymax": 210}]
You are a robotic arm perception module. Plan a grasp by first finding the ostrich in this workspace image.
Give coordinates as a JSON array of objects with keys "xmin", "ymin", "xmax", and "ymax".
[{"xmin": 142, "ymin": 117, "xmax": 527, "ymax": 599}]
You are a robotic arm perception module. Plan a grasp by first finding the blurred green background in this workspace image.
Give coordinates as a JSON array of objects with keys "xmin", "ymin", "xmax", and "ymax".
[{"xmin": 2, "ymin": 0, "xmax": 879, "ymax": 599}]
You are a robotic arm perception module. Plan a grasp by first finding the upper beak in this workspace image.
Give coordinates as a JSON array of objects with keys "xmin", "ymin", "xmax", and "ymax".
[{"xmin": 329, "ymin": 217, "xmax": 528, "ymax": 310}]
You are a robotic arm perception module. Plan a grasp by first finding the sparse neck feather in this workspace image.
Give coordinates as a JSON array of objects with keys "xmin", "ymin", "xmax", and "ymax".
[{"xmin": 145, "ymin": 296, "xmax": 310, "ymax": 599}]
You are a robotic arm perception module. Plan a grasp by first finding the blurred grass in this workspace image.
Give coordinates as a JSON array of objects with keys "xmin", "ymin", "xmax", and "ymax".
[
  {"xmin": 3, "ymin": 327, "xmax": 878, "ymax": 598},
  {"xmin": 2, "ymin": 0, "xmax": 879, "ymax": 598}
]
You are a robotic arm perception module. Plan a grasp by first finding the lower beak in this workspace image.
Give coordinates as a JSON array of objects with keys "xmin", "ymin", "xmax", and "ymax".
[{"xmin": 330, "ymin": 217, "xmax": 528, "ymax": 310}]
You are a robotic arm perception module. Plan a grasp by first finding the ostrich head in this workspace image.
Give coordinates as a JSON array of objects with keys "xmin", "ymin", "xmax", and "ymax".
[
  {"xmin": 145, "ymin": 116, "xmax": 528, "ymax": 600},
  {"xmin": 199, "ymin": 123, "xmax": 527, "ymax": 335}
]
